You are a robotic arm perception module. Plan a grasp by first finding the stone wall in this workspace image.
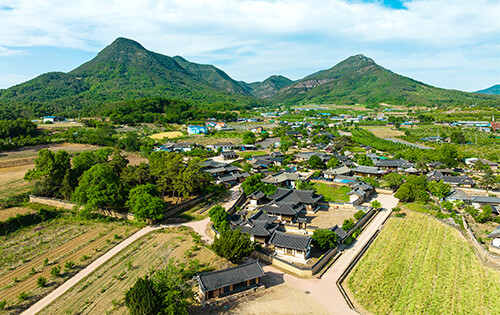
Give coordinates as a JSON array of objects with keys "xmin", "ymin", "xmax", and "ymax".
[{"xmin": 462, "ymin": 217, "xmax": 500, "ymax": 267}]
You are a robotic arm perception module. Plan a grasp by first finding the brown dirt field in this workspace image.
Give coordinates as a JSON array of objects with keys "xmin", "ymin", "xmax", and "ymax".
[
  {"xmin": 37, "ymin": 123, "xmax": 83, "ymax": 129},
  {"xmin": 191, "ymin": 274, "xmax": 330, "ymax": 315},
  {"xmin": 0, "ymin": 207, "xmax": 36, "ymax": 221},
  {"xmin": 149, "ymin": 131, "xmax": 183, "ymax": 139},
  {"xmin": 40, "ymin": 227, "xmax": 230, "ymax": 315},
  {"xmin": 307, "ymin": 208, "xmax": 355, "ymax": 229},
  {"xmin": 361, "ymin": 126, "xmax": 404, "ymax": 138},
  {"xmin": 0, "ymin": 143, "xmax": 100, "ymax": 168},
  {"xmin": 0, "ymin": 165, "xmax": 34, "ymax": 199},
  {"xmin": 0, "ymin": 220, "xmax": 137, "ymax": 311},
  {"xmin": 124, "ymin": 152, "xmax": 147, "ymax": 166}
]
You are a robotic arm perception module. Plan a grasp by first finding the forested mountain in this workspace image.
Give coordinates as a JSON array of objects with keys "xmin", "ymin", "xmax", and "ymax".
[
  {"xmin": 248, "ymin": 75, "xmax": 294, "ymax": 98},
  {"xmin": 0, "ymin": 38, "xmax": 260, "ymax": 119},
  {"xmin": 269, "ymin": 54, "xmax": 500, "ymax": 106},
  {"xmin": 476, "ymin": 84, "xmax": 500, "ymax": 95},
  {"xmin": 0, "ymin": 38, "xmax": 499, "ymax": 120}
]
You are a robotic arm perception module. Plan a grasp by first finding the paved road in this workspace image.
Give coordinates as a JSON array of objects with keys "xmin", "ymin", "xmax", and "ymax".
[
  {"xmin": 23, "ymin": 184, "xmax": 243, "ymax": 314},
  {"xmin": 263, "ymin": 193, "xmax": 398, "ymax": 315}
]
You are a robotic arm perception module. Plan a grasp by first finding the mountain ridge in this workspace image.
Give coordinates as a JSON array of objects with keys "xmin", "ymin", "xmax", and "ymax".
[{"xmin": 476, "ymin": 84, "xmax": 500, "ymax": 95}]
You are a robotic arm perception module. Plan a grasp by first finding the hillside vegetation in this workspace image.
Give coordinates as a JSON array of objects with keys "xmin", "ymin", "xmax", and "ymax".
[
  {"xmin": 347, "ymin": 211, "xmax": 500, "ymax": 314},
  {"xmin": 271, "ymin": 55, "xmax": 500, "ymax": 107}
]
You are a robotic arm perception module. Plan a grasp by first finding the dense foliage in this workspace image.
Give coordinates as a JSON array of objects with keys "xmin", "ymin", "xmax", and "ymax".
[
  {"xmin": 241, "ymin": 174, "xmax": 277, "ymax": 196},
  {"xmin": 208, "ymin": 205, "xmax": 229, "ymax": 232},
  {"xmin": 312, "ymin": 229, "xmax": 339, "ymax": 251},
  {"xmin": 212, "ymin": 228, "xmax": 255, "ymax": 263}
]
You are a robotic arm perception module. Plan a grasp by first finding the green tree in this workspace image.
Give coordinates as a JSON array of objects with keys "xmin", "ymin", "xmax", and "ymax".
[
  {"xmin": 342, "ymin": 218, "xmax": 355, "ymax": 231},
  {"xmin": 327, "ymin": 157, "xmax": 340, "ymax": 168},
  {"xmin": 356, "ymin": 154, "xmax": 374, "ymax": 166},
  {"xmin": 394, "ymin": 175, "xmax": 429, "ymax": 202},
  {"xmin": 208, "ymin": 205, "xmax": 229, "ymax": 232},
  {"xmin": 241, "ymin": 174, "xmax": 276, "ymax": 196},
  {"xmin": 242, "ymin": 131, "xmax": 256, "ymax": 145},
  {"xmin": 437, "ymin": 144, "xmax": 458, "ymax": 167},
  {"xmin": 51, "ymin": 266, "xmax": 61, "ymax": 278},
  {"xmin": 24, "ymin": 149, "xmax": 70, "ymax": 196},
  {"xmin": 450, "ymin": 130, "xmax": 466, "ymax": 144},
  {"xmin": 72, "ymin": 151, "xmax": 97, "ymax": 179},
  {"xmin": 126, "ymin": 184, "xmax": 166, "ymax": 221},
  {"xmin": 307, "ymin": 155, "xmax": 326, "ymax": 169},
  {"xmin": 296, "ymin": 180, "xmax": 315, "ymax": 190},
  {"xmin": 480, "ymin": 168, "xmax": 497, "ymax": 191},
  {"xmin": 121, "ymin": 162, "xmax": 152, "ymax": 187},
  {"xmin": 37, "ymin": 276, "xmax": 47, "ymax": 288},
  {"xmin": 428, "ymin": 180, "xmax": 452, "ymax": 199},
  {"xmin": 354, "ymin": 210, "xmax": 365, "ymax": 220},
  {"xmin": 72, "ymin": 164, "xmax": 125, "ymax": 211},
  {"xmin": 149, "ymin": 151, "xmax": 183, "ymax": 197},
  {"xmin": 109, "ymin": 150, "xmax": 129, "ymax": 175},
  {"xmin": 383, "ymin": 173, "xmax": 405, "ymax": 189},
  {"xmin": 312, "ymin": 229, "xmax": 339, "ymax": 251},
  {"xmin": 212, "ymin": 229, "xmax": 255, "ymax": 263},
  {"xmin": 125, "ymin": 276, "xmax": 162, "ymax": 315},
  {"xmin": 478, "ymin": 205, "xmax": 493, "ymax": 223},
  {"xmin": 370, "ymin": 200, "xmax": 382, "ymax": 210}
]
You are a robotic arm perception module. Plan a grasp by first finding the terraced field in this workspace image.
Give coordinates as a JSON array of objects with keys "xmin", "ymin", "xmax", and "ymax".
[
  {"xmin": 40, "ymin": 227, "xmax": 229, "ymax": 315},
  {"xmin": 0, "ymin": 218, "xmax": 138, "ymax": 313},
  {"xmin": 347, "ymin": 211, "xmax": 500, "ymax": 314}
]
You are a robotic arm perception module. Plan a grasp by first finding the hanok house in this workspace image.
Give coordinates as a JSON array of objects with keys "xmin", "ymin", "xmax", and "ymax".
[
  {"xmin": 197, "ymin": 260, "xmax": 265, "ymax": 301},
  {"xmin": 487, "ymin": 225, "xmax": 500, "ymax": 254},
  {"xmin": 427, "ymin": 170, "xmax": 475, "ymax": 187},
  {"xmin": 352, "ymin": 165, "xmax": 386, "ymax": 178},
  {"xmin": 260, "ymin": 201, "xmax": 305, "ymax": 223},
  {"xmin": 268, "ymin": 188, "xmax": 323, "ymax": 214},
  {"xmin": 262, "ymin": 170, "xmax": 305, "ymax": 188},
  {"xmin": 269, "ymin": 230, "xmax": 312, "ymax": 263},
  {"xmin": 249, "ymin": 190, "xmax": 267, "ymax": 206},
  {"xmin": 237, "ymin": 210, "xmax": 279, "ymax": 244},
  {"xmin": 323, "ymin": 165, "xmax": 352, "ymax": 180},
  {"xmin": 221, "ymin": 150, "xmax": 238, "ymax": 160},
  {"xmin": 375, "ymin": 159, "xmax": 414, "ymax": 170}
]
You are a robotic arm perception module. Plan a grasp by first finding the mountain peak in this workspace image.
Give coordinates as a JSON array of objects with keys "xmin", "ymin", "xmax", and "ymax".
[{"xmin": 108, "ymin": 37, "xmax": 146, "ymax": 50}]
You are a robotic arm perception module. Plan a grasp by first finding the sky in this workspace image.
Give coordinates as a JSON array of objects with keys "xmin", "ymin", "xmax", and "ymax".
[{"xmin": 0, "ymin": 0, "xmax": 499, "ymax": 92}]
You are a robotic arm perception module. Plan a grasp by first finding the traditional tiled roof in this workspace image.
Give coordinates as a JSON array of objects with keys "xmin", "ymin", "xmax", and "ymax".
[
  {"xmin": 330, "ymin": 225, "xmax": 347, "ymax": 239},
  {"xmin": 239, "ymin": 219, "xmax": 279, "ymax": 237},
  {"xmin": 323, "ymin": 165, "xmax": 352, "ymax": 176},
  {"xmin": 269, "ymin": 231, "xmax": 311, "ymax": 251},
  {"xmin": 470, "ymin": 196, "xmax": 500, "ymax": 204},
  {"xmin": 249, "ymin": 190, "xmax": 266, "ymax": 200},
  {"xmin": 487, "ymin": 225, "xmax": 500, "ymax": 238},
  {"xmin": 375, "ymin": 159, "xmax": 414, "ymax": 168},
  {"xmin": 352, "ymin": 165, "xmax": 384, "ymax": 175},
  {"xmin": 197, "ymin": 260, "xmax": 265, "ymax": 292},
  {"xmin": 262, "ymin": 171, "xmax": 304, "ymax": 185},
  {"xmin": 268, "ymin": 188, "xmax": 322, "ymax": 205},
  {"xmin": 260, "ymin": 201, "xmax": 304, "ymax": 216}
]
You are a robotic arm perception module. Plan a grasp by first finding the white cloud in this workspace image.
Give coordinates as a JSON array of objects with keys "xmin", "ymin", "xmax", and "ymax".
[{"xmin": 0, "ymin": 0, "xmax": 498, "ymax": 90}]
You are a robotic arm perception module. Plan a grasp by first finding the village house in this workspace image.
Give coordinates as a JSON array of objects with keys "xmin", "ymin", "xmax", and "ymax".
[
  {"xmin": 207, "ymin": 142, "xmax": 235, "ymax": 152},
  {"xmin": 352, "ymin": 165, "xmax": 386, "ymax": 178},
  {"xmin": 295, "ymin": 152, "xmax": 331, "ymax": 163},
  {"xmin": 260, "ymin": 201, "xmax": 305, "ymax": 223},
  {"xmin": 42, "ymin": 116, "xmax": 64, "ymax": 123},
  {"xmin": 464, "ymin": 157, "xmax": 498, "ymax": 170},
  {"xmin": 347, "ymin": 181, "xmax": 374, "ymax": 205},
  {"xmin": 487, "ymin": 225, "xmax": 500, "ymax": 254},
  {"xmin": 427, "ymin": 170, "xmax": 475, "ymax": 187},
  {"xmin": 237, "ymin": 210, "xmax": 280, "ymax": 244},
  {"xmin": 220, "ymin": 150, "xmax": 238, "ymax": 160},
  {"xmin": 323, "ymin": 165, "xmax": 352, "ymax": 180},
  {"xmin": 187, "ymin": 125, "xmax": 208, "ymax": 135},
  {"xmin": 268, "ymin": 188, "xmax": 323, "ymax": 213},
  {"xmin": 248, "ymin": 190, "xmax": 267, "ymax": 206},
  {"xmin": 197, "ymin": 260, "xmax": 265, "ymax": 301},
  {"xmin": 269, "ymin": 230, "xmax": 312, "ymax": 263},
  {"xmin": 262, "ymin": 170, "xmax": 306, "ymax": 188},
  {"xmin": 375, "ymin": 159, "xmax": 414, "ymax": 170}
]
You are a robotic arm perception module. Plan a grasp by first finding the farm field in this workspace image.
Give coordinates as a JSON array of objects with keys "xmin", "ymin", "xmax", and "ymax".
[
  {"xmin": 0, "ymin": 207, "xmax": 36, "ymax": 221},
  {"xmin": 347, "ymin": 211, "xmax": 500, "ymax": 315},
  {"xmin": 40, "ymin": 227, "xmax": 230, "ymax": 315},
  {"xmin": 149, "ymin": 131, "xmax": 183, "ymax": 139},
  {"xmin": 0, "ymin": 165, "xmax": 33, "ymax": 199},
  {"xmin": 361, "ymin": 126, "xmax": 405, "ymax": 139},
  {"xmin": 313, "ymin": 183, "xmax": 350, "ymax": 202},
  {"xmin": 0, "ymin": 216, "xmax": 138, "ymax": 313}
]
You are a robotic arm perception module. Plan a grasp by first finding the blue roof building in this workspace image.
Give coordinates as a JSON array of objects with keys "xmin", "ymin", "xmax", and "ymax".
[{"xmin": 187, "ymin": 125, "xmax": 208, "ymax": 135}]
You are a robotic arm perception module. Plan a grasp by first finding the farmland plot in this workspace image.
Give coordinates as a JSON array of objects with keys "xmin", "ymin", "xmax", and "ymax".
[
  {"xmin": 40, "ymin": 227, "xmax": 229, "ymax": 315},
  {"xmin": 0, "ymin": 217, "xmax": 138, "ymax": 313},
  {"xmin": 347, "ymin": 212, "xmax": 500, "ymax": 315}
]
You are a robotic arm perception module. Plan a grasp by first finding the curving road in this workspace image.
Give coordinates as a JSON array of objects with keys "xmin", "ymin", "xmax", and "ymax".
[{"xmin": 23, "ymin": 188, "xmax": 396, "ymax": 315}]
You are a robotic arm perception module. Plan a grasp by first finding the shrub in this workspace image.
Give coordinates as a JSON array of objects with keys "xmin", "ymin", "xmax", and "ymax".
[
  {"xmin": 51, "ymin": 266, "xmax": 61, "ymax": 278},
  {"xmin": 354, "ymin": 210, "xmax": 365, "ymax": 220},
  {"xmin": 43, "ymin": 258, "xmax": 49, "ymax": 266},
  {"xmin": 312, "ymin": 229, "xmax": 339, "ymax": 251},
  {"xmin": 37, "ymin": 276, "xmax": 47, "ymax": 288},
  {"xmin": 212, "ymin": 229, "xmax": 255, "ymax": 263},
  {"xmin": 18, "ymin": 291, "xmax": 29, "ymax": 301},
  {"xmin": 0, "ymin": 300, "xmax": 5, "ymax": 310},
  {"xmin": 342, "ymin": 218, "xmax": 355, "ymax": 231},
  {"xmin": 65, "ymin": 261, "xmax": 75, "ymax": 271}
]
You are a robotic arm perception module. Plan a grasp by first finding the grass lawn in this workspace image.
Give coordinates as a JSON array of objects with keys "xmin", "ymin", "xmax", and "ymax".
[
  {"xmin": 347, "ymin": 211, "xmax": 500, "ymax": 314},
  {"xmin": 313, "ymin": 183, "xmax": 350, "ymax": 202}
]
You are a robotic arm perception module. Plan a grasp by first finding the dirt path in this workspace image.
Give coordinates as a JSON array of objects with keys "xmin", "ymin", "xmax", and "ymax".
[
  {"xmin": 263, "ymin": 193, "xmax": 398, "ymax": 315},
  {"xmin": 182, "ymin": 184, "xmax": 242, "ymax": 245}
]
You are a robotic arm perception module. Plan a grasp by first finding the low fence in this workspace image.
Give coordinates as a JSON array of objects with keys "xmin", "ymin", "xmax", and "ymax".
[
  {"xmin": 228, "ymin": 193, "xmax": 246, "ymax": 214},
  {"xmin": 375, "ymin": 187, "xmax": 395, "ymax": 195},
  {"xmin": 162, "ymin": 193, "xmax": 215, "ymax": 219},
  {"xmin": 29, "ymin": 195, "xmax": 135, "ymax": 220},
  {"xmin": 462, "ymin": 217, "xmax": 500, "ymax": 267},
  {"xmin": 30, "ymin": 193, "xmax": 214, "ymax": 222},
  {"xmin": 253, "ymin": 246, "xmax": 340, "ymax": 277},
  {"xmin": 345, "ymin": 206, "xmax": 376, "ymax": 239}
]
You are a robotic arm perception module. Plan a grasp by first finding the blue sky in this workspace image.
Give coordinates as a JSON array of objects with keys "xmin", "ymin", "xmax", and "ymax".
[{"xmin": 0, "ymin": 0, "xmax": 499, "ymax": 92}]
